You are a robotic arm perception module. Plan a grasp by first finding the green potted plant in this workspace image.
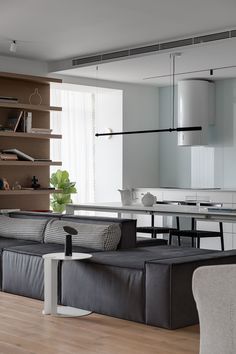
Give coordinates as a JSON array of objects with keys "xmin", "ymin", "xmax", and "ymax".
[{"xmin": 50, "ymin": 170, "xmax": 77, "ymax": 213}]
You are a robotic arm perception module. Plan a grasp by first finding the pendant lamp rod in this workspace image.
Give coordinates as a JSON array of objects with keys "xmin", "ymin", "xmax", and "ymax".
[
  {"xmin": 95, "ymin": 126, "xmax": 202, "ymax": 137},
  {"xmin": 171, "ymin": 53, "xmax": 175, "ymax": 129},
  {"xmin": 95, "ymin": 52, "xmax": 202, "ymax": 138}
]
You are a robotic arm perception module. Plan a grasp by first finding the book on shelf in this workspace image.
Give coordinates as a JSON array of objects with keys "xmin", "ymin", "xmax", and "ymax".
[
  {"xmin": 0, "ymin": 152, "xmax": 18, "ymax": 161},
  {"xmin": 30, "ymin": 128, "xmax": 52, "ymax": 134},
  {"xmin": 2, "ymin": 149, "xmax": 52, "ymax": 162}
]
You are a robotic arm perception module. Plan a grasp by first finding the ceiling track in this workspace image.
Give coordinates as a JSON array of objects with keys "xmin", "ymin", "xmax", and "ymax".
[
  {"xmin": 72, "ymin": 29, "xmax": 236, "ymax": 67},
  {"xmin": 143, "ymin": 64, "xmax": 236, "ymax": 80}
]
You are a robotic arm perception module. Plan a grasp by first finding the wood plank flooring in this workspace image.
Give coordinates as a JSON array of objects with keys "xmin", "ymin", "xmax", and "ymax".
[{"xmin": 0, "ymin": 292, "xmax": 199, "ymax": 354}]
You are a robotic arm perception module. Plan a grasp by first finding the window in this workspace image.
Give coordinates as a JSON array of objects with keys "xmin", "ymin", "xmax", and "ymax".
[{"xmin": 51, "ymin": 84, "xmax": 122, "ymax": 203}]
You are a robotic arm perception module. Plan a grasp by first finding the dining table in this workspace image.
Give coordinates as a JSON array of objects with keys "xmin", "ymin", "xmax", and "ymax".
[{"xmin": 65, "ymin": 201, "xmax": 236, "ymax": 223}]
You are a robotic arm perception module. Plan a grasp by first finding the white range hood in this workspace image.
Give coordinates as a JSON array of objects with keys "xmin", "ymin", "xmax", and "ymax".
[{"xmin": 178, "ymin": 79, "xmax": 215, "ymax": 146}]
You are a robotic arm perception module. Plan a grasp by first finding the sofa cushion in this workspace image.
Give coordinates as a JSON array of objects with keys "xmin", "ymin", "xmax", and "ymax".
[
  {"xmin": 0, "ymin": 215, "xmax": 48, "ymax": 242},
  {"xmin": 61, "ymin": 215, "xmax": 137, "ymax": 249},
  {"xmin": 83, "ymin": 245, "xmax": 217, "ymax": 269},
  {"xmin": 44, "ymin": 219, "xmax": 121, "ymax": 251}
]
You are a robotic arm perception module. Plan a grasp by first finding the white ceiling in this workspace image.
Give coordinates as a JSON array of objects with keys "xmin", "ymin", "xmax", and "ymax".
[
  {"xmin": 1, "ymin": 0, "xmax": 236, "ymax": 85},
  {"xmin": 58, "ymin": 39, "xmax": 236, "ymax": 86}
]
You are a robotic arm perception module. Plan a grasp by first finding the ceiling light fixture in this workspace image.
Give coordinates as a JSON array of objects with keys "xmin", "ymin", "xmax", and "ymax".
[
  {"xmin": 10, "ymin": 40, "xmax": 17, "ymax": 53},
  {"xmin": 95, "ymin": 52, "xmax": 202, "ymax": 138}
]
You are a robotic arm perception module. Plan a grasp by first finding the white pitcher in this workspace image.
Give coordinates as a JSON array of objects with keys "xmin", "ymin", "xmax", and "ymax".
[{"xmin": 118, "ymin": 189, "xmax": 133, "ymax": 206}]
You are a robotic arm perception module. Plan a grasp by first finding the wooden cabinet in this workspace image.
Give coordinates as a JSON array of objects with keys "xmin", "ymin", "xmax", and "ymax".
[{"xmin": 0, "ymin": 72, "xmax": 62, "ymax": 211}]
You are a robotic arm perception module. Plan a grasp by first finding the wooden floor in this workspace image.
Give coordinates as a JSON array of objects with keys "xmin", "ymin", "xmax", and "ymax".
[{"xmin": 0, "ymin": 292, "xmax": 199, "ymax": 354}]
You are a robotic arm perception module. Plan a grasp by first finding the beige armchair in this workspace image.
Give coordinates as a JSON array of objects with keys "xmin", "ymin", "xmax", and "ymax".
[{"xmin": 192, "ymin": 265, "xmax": 236, "ymax": 354}]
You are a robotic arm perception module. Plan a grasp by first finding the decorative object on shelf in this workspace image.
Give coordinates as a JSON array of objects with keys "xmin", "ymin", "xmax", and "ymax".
[
  {"xmin": 5, "ymin": 111, "xmax": 23, "ymax": 132},
  {"xmin": 26, "ymin": 112, "xmax": 32, "ymax": 132},
  {"xmin": 50, "ymin": 170, "xmax": 77, "ymax": 213},
  {"xmin": 32, "ymin": 176, "xmax": 40, "ymax": 189},
  {"xmin": 12, "ymin": 181, "xmax": 22, "ymax": 190},
  {"xmin": 141, "ymin": 192, "xmax": 157, "ymax": 207},
  {"xmin": 0, "ymin": 177, "xmax": 10, "ymax": 190},
  {"xmin": 29, "ymin": 88, "xmax": 42, "ymax": 105},
  {"xmin": 118, "ymin": 189, "xmax": 133, "ymax": 206},
  {"xmin": 63, "ymin": 226, "xmax": 78, "ymax": 256}
]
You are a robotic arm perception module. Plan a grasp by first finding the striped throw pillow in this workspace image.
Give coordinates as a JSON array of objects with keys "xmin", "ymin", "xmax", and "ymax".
[
  {"xmin": 0, "ymin": 215, "xmax": 48, "ymax": 242},
  {"xmin": 44, "ymin": 219, "xmax": 121, "ymax": 251}
]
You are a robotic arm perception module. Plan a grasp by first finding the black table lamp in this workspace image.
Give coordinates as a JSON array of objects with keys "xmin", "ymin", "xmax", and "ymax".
[{"xmin": 63, "ymin": 226, "xmax": 78, "ymax": 256}]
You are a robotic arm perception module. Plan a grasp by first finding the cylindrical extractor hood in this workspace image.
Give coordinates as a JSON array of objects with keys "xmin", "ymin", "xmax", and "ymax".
[{"xmin": 178, "ymin": 79, "xmax": 215, "ymax": 146}]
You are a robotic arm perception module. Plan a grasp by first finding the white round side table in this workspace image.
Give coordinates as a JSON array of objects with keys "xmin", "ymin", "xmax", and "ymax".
[{"xmin": 42, "ymin": 252, "xmax": 92, "ymax": 317}]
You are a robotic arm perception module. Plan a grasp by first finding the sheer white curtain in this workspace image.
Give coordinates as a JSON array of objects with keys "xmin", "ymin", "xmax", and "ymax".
[{"xmin": 50, "ymin": 87, "xmax": 95, "ymax": 203}]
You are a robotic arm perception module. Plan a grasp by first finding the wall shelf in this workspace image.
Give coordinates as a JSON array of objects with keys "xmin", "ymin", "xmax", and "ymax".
[
  {"xmin": 0, "ymin": 189, "xmax": 62, "ymax": 195},
  {"xmin": 0, "ymin": 131, "xmax": 62, "ymax": 139},
  {"xmin": 0, "ymin": 102, "xmax": 62, "ymax": 112},
  {"xmin": 0, "ymin": 161, "xmax": 62, "ymax": 166}
]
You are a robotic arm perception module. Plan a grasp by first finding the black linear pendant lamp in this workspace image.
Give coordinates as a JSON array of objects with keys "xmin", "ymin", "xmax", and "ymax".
[{"xmin": 95, "ymin": 52, "xmax": 202, "ymax": 138}]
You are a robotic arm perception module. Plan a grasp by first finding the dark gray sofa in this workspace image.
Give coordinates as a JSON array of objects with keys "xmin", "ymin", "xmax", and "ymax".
[
  {"xmin": 1, "ymin": 211, "xmax": 236, "ymax": 330},
  {"xmin": 1, "ymin": 211, "xmax": 136, "ymax": 299},
  {"xmin": 61, "ymin": 246, "xmax": 236, "ymax": 329}
]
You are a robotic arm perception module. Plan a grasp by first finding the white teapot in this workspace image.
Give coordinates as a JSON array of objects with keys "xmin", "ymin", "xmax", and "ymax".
[
  {"xmin": 118, "ymin": 189, "xmax": 133, "ymax": 206},
  {"xmin": 141, "ymin": 192, "xmax": 157, "ymax": 207}
]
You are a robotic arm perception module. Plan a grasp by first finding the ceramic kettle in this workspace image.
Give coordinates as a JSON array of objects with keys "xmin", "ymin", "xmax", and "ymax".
[
  {"xmin": 118, "ymin": 189, "xmax": 133, "ymax": 206},
  {"xmin": 141, "ymin": 192, "xmax": 157, "ymax": 207}
]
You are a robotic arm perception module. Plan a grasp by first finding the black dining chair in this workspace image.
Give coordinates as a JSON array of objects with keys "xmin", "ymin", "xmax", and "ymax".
[
  {"xmin": 169, "ymin": 202, "xmax": 224, "ymax": 250},
  {"xmin": 136, "ymin": 201, "xmax": 180, "ymax": 246}
]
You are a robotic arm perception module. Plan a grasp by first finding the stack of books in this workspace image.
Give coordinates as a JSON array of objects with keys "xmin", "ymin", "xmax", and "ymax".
[
  {"xmin": 2, "ymin": 149, "xmax": 51, "ymax": 162},
  {"xmin": 30, "ymin": 128, "xmax": 52, "ymax": 134}
]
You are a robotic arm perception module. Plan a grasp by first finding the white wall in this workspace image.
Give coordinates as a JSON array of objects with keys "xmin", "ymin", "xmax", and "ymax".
[
  {"xmin": 123, "ymin": 85, "xmax": 159, "ymax": 188},
  {"xmin": 0, "ymin": 54, "xmax": 48, "ymax": 76}
]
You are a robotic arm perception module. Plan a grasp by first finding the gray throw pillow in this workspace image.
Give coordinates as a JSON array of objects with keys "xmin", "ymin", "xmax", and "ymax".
[
  {"xmin": 44, "ymin": 219, "xmax": 121, "ymax": 251},
  {"xmin": 0, "ymin": 215, "xmax": 48, "ymax": 242}
]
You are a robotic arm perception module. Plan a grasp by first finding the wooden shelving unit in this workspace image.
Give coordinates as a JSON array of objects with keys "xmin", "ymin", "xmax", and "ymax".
[{"xmin": 0, "ymin": 72, "xmax": 62, "ymax": 211}]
